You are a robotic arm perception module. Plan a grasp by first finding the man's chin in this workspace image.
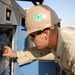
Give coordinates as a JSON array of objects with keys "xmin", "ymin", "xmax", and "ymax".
[{"xmin": 37, "ymin": 46, "xmax": 45, "ymax": 49}]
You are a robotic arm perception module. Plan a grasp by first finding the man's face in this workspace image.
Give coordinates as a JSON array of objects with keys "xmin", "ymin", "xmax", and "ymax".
[{"xmin": 30, "ymin": 30, "xmax": 49, "ymax": 49}]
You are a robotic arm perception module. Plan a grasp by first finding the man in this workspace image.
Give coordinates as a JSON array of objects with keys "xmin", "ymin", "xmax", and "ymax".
[{"xmin": 2, "ymin": 4, "xmax": 75, "ymax": 75}]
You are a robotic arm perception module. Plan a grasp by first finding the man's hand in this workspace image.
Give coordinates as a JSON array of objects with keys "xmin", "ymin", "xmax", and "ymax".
[{"xmin": 2, "ymin": 46, "xmax": 17, "ymax": 58}]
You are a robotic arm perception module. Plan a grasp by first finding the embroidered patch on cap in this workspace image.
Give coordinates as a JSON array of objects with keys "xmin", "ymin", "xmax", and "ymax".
[{"xmin": 34, "ymin": 14, "xmax": 42, "ymax": 22}]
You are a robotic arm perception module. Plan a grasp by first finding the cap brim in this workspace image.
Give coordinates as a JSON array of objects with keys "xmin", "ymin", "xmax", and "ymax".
[
  {"xmin": 23, "ymin": 31, "xmax": 30, "ymax": 37},
  {"xmin": 23, "ymin": 29, "xmax": 39, "ymax": 37},
  {"xmin": 23, "ymin": 23, "xmax": 53, "ymax": 37}
]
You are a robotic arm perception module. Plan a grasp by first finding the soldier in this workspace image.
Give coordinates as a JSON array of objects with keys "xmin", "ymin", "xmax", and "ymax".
[{"xmin": 2, "ymin": 5, "xmax": 75, "ymax": 75}]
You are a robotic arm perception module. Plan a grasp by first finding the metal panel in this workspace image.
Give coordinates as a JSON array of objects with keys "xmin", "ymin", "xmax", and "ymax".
[
  {"xmin": 39, "ymin": 61, "xmax": 59, "ymax": 75},
  {"xmin": 19, "ymin": 61, "xmax": 39, "ymax": 75},
  {"xmin": 14, "ymin": 26, "xmax": 28, "ymax": 75},
  {"xmin": 0, "ymin": 0, "xmax": 26, "ymax": 25}
]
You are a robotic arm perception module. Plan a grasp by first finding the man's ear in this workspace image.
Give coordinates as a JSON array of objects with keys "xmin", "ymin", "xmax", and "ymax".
[
  {"xmin": 43, "ymin": 30, "xmax": 49, "ymax": 39},
  {"xmin": 43, "ymin": 29, "xmax": 49, "ymax": 36}
]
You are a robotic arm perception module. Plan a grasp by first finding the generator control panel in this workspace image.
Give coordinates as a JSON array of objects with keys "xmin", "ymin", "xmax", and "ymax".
[{"xmin": 0, "ymin": 25, "xmax": 14, "ymax": 75}]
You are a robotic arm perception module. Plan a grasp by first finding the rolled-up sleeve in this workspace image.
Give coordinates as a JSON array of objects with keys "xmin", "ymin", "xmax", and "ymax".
[
  {"xmin": 16, "ymin": 50, "xmax": 34, "ymax": 65},
  {"xmin": 16, "ymin": 47, "xmax": 51, "ymax": 65}
]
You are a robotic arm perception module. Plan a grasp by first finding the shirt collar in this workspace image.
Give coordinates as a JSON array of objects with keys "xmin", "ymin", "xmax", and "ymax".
[{"xmin": 55, "ymin": 28, "xmax": 64, "ymax": 62}]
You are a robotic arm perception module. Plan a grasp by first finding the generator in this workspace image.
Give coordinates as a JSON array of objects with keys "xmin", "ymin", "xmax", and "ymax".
[{"xmin": 0, "ymin": 0, "xmax": 66, "ymax": 75}]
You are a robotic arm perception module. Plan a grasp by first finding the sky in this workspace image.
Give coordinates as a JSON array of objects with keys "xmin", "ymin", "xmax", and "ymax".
[{"xmin": 16, "ymin": 0, "xmax": 75, "ymax": 27}]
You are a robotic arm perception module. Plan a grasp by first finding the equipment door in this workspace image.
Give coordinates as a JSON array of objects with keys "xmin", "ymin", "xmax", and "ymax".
[{"xmin": 0, "ymin": 25, "xmax": 14, "ymax": 75}]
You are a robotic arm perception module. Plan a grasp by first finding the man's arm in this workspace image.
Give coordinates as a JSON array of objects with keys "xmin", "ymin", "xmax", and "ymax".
[
  {"xmin": 16, "ymin": 47, "xmax": 51, "ymax": 65},
  {"xmin": 2, "ymin": 46, "xmax": 51, "ymax": 65}
]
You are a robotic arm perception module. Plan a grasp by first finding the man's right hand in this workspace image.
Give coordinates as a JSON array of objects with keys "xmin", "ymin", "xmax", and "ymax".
[{"xmin": 2, "ymin": 46, "xmax": 17, "ymax": 58}]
